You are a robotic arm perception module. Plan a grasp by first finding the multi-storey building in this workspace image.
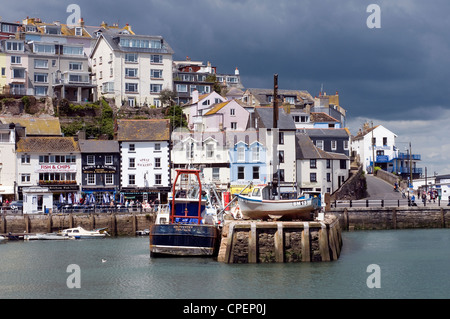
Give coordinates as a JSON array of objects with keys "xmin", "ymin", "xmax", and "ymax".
[
  {"xmin": 0, "ymin": 123, "xmax": 18, "ymax": 203},
  {"xmin": 171, "ymin": 129, "xmax": 230, "ymax": 191},
  {"xmin": 16, "ymin": 136, "xmax": 82, "ymax": 212},
  {"xmin": 91, "ymin": 31, "xmax": 174, "ymax": 108},
  {"xmin": 79, "ymin": 139, "xmax": 120, "ymax": 203},
  {"xmin": 296, "ymin": 133, "xmax": 350, "ymax": 197},
  {"xmin": 115, "ymin": 119, "xmax": 171, "ymax": 203}
]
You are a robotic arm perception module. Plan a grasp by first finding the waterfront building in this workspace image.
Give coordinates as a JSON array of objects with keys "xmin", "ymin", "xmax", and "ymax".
[
  {"xmin": 182, "ymin": 90, "xmax": 227, "ymax": 130},
  {"xmin": 301, "ymin": 128, "xmax": 350, "ymax": 157},
  {"xmin": 0, "ymin": 122, "xmax": 19, "ymax": 203},
  {"xmin": 296, "ymin": 132, "xmax": 350, "ymax": 197},
  {"xmin": 202, "ymin": 99, "xmax": 249, "ymax": 132},
  {"xmin": 79, "ymin": 139, "xmax": 120, "ymax": 204},
  {"xmin": 0, "ymin": 38, "xmax": 30, "ymax": 95},
  {"xmin": 351, "ymin": 122, "xmax": 422, "ymax": 179},
  {"xmin": 91, "ymin": 30, "xmax": 174, "ymax": 108},
  {"xmin": 115, "ymin": 119, "xmax": 171, "ymax": 203},
  {"xmin": 252, "ymin": 107, "xmax": 298, "ymax": 198},
  {"xmin": 227, "ymin": 130, "xmax": 268, "ymax": 194},
  {"xmin": 15, "ymin": 136, "xmax": 81, "ymax": 212},
  {"xmin": 171, "ymin": 129, "xmax": 230, "ymax": 191}
]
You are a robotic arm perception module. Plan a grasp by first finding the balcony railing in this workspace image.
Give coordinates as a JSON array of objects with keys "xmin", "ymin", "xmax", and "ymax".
[
  {"xmin": 396, "ymin": 152, "xmax": 421, "ymax": 160},
  {"xmin": 39, "ymin": 180, "xmax": 77, "ymax": 185}
]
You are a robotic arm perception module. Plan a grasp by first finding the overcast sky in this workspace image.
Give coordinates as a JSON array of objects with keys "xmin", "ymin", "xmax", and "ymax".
[{"xmin": 3, "ymin": 0, "xmax": 450, "ymax": 176}]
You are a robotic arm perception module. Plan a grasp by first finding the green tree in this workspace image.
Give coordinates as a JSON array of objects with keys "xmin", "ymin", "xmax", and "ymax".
[
  {"xmin": 164, "ymin": 105, "xmax": 187, "ymax": 129},
  {"xmin": 159, "ymin": 89, "xmax": 177, "ymax": 107}
]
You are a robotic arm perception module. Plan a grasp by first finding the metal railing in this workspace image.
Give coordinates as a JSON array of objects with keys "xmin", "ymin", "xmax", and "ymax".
[{"xmin": 331, "ymin": 198, "xmax": 450, "ymax": 208}]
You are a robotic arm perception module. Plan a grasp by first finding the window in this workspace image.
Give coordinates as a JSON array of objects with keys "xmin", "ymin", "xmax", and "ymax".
[
  {"xmin": 105, "ymin": 173, "xmax": 113, "ymax": 185},
  {"xmin": 154, "ymin": 157, "xmax": 161, "ymax": 168},
  {"xmin": 129, "ymin": 144, "xmax": 135, "ymax": 152},
  {"xmin": 102, "ymin": 82, "xmax": 114, "ymax": 93},
  {"xmin": 128, "ymin": 174, "xmax": 135, "ymax": 185},
  {"xmin": 125, "ymin": 83, "xmax": 138, "ymax": 93},
  {"xmin": 155, "ymin": 143, "xmax": 161, "ymax": 151},
  {"xmin": 63, "ymin": 46, "xmax": 83, "ymax": 55},
  {"xmin": 343, "ymin": 140, "xmax": 349, "ymax": 150},
  {"xmin": 125, "ymin": 68, "xmax": 138, "ymax": 78},
  {"xmin": 176, "ymin": 84, "xmax": 188, "ymax": 92},
  {"xmin": 231, "ymin": 122, "xmax": 237, "ymax": 130},
  {"xmin": 128, "ymin": 97, "xmax": 135, "ymax": 107},
  {"xmin": 125, "ymin": 53, "xmax": 138, "ymax": 63},
  {"xmin": 372, "ymin": 137, "xmax": 376, "ymax": 146},
  {"xmin": 129, "ymin": 158, "xmax": 135, "ymax": 168},
  {"xmin": 340, "ymin": 160, "xmax": 347, "ymax": 169},
  {"xmin": 316, "ymin": 140, "xmax": 324, "ymax": 150},
  {"xmin": 151, "ymin": 54, "xmax": 162, "ymax": 63},
  {"xmin": 279, "ymin": 151, "xmax": 285, "ymax": 163},
  {"xmin": 383, "ymin": 137, "xmax": 388, "ymax": 146},
  {"xmin": 252, "ymin": 147, "xmax": 260, "ymax": 162},
  {"xmin": 21, "ymin": 155, "xmax": 30, "ymax": 164},
  {"xmin": 6, "ymin": 41, "xmax": 24, "ymax": 51},
  {"xmin": 238, "ymin": 147, "xmax": 245, "ymax": 161},
  {"xmin": 155, "ymin": 174, "xmax": 162, "ymax": 185},
  {"xmin": 34, "ymin": 59, "xmax": 48, "ymax": 69},
  {"xmin": 206, "ymin": 144, "xmax": 214, "ymax": 158},
  {"xmin": 69, "ymin": 74, "xmax": 88, "ymax": 83},
  {"xmin": 35, "ymin": 86, "xmax": 48, "ymax": 96},
  {"xmin": 310, "ymin": 173, "xmax": 317, "ymax": 182},
  {"xmin": 186, "ymin": 142, "xmax": 194, "ymax": 159},
  {"xmin": 327, "ymin": 173, "xmax": 331, "ymax": 182},
  {"xmin": 11, "ymin": 56, "xmax": 21, "ymax": 64},
  {"xmin": 230, "ymin": 108, "xmax": 235, "ymax": 116},
  {"xmin": 331, "ymin": 140, "xmax": 337, "ymax": 150},
  {"xmin": 285, "ymin": 96, "xmax": 295, "ymax": 104},
  {"xmin": 279, "ymin": 169, "xmax": 285, "ymax": 182},
  {"xmin": 1, "ymin": 67, "xmax": 5, "ymax": 76},
  {"xmin": 87, "ymin": 173, "xmax": 96, "ymax": 185},
  {"xmin": 279, "ymin": 132, "xmax": 284, "ymax": 145},
  {"xmin": 34, "ymin": 73, "xmax": 48, "ymax": 83},
  {"xmin": 326, "ymin": 159, "xmax": 331, "ymax": 169},
  {"xmin": 21, "ymin": 174, "xmax": 31, "ymax": 183},
  {"xmin": 253, "ymin": 166, "xmax": 260, "ymax": 180},
  {"xmin": 34, "ymin": 44, "xmax": 55, "ymax": 54},
  {"xmin": 237, "ymin": 166, "xmax": 245, "ymax": 180},
  {"xmin": 212, "ymin": 168, "xmax": 220, "ymax": 180},
  {"xmin": 105, "ymin": 155, "xmax": 113, "ymax": 165},
  {"xmin": 2, "ymin": 24, "xmax": 18, "ymax": 33},
  {"xmin": 151, "ymin": 69, "xmax": 163, "ymax": 78},
  {"xmin": 150, "ymin": 84, "xmax": 162, "ymax": 93},
  {"xmin": 310, "ymin": 159, "xmax": 317, "ymax": 169},
  {"xmin": 69, "ymin": 62, "xmax": 83, "ymax": 71},
  {"xmin": 87, "ymin": 155, "xmax": 95, "ymax": 165},
  {"xmin": 75, "ymin": 27, "xmax": 82, "ymax": 36},
  {"xmin": 12, "ymin": 69, "xmax": 25, "ymax": 79}
]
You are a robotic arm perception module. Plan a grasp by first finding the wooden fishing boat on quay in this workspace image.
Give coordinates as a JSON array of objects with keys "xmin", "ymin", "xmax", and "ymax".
[{"xmin": 149, "ymin": 169, "xmax": 221, "ymax": 257}]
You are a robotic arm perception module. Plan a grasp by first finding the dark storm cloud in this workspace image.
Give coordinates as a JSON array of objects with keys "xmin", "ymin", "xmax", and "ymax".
[{"xmin": 2, "ymin": 0, "xmax": 450, "ymax": 121}]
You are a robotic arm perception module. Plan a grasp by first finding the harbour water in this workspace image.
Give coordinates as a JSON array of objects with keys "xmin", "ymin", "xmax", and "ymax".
[{"xmin": 1, "ymin": 229, "xmax": 450, "ymax": 299}]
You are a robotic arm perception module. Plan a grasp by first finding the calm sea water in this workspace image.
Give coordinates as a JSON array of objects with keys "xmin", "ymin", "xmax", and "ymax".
[{"xmin": 1, "ymin": 229, "xmax": 450, "ymax": 299}]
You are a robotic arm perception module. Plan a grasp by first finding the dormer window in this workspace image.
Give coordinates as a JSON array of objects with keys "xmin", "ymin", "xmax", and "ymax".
[
  {"xmin": 75, "ymin": 27, "xmax": 82, "ymax": 36},
  {"xmin": 45, "ymin": 26, "xmax": 61, "ymax": 35},
  {"xmin": 6, "ymin": 41, "xmax": 24, "ymax": 52}
]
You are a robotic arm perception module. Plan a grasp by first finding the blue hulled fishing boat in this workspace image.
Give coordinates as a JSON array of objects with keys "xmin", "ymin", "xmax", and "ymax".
[{"xmin": 149, "ymin": 169, "xmax": 220, "ymax": 257}]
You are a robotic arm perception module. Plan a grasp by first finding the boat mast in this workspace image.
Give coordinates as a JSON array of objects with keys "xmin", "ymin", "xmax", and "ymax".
[{"xmin": 272, "ymin": 74, "xmax": 281, "ymax": 199}]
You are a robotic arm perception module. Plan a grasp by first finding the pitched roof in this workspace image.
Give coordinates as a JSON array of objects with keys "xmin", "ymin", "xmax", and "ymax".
[
  {"xmin": 296, "ymin": 133, "xmax": 348, "ymax": 160},
  {"xmin": 254, "ymin": 107, "xmax": 296, "ymax": 130},
  {"xmin": 0, "ymin": 116, "xmax": 61, "ymax": 136},
  {"xmin": 115, "ymin": 119, "xmax": 170, "ymax": 141},
  {"xmin": 301, "ymin": 128, "xmax": 350, "ymax": 138},
  {"xmin": 310, "ymin": 112, "xmax": 339, "ymax": 123},
  {"xmin": 16, "ymin": 137, "xmax": 80, "ymax": 153},
  {"xmin": 78, "ymin": 140, "xmax": 119, "ymax": 153}
]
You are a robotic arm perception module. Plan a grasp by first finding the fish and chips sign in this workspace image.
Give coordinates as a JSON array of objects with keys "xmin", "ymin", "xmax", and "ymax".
[{"xmin": 36, "ymin": 164, "xmax": 77, "ymax": 173}]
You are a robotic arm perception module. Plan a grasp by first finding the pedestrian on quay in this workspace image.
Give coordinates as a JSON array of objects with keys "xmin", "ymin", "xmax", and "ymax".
[{"xmin": 422, "ymin": 191, "xmax": 427, "ymax": 206}]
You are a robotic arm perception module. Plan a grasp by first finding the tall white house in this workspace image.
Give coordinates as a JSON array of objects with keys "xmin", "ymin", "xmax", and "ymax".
[
  {"xmin": 351, "ymin": 123, "xmax": 397, "ymax": 174},
  {"xmin": 91, "ymin": 31, "xmax": 174, "ymax": 108}
]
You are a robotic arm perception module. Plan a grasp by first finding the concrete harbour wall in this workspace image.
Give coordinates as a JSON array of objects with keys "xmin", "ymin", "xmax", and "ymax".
[
  {"xmin": 332, "ymin": 207, "xmax": 449, "ymax": 230},
  {"xmin": 0, "ymin": 212, "xmax": 154, "ymax": 236}
]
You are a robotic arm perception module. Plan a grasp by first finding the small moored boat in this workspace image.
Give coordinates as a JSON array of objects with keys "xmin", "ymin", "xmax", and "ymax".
[{"xmin": 60, "ymin": 226, "xmax": 109, "ymax": 239}]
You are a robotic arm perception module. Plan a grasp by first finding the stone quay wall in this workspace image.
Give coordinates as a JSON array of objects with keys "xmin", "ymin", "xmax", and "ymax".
[
  {"xmin": 0, "ymin": 212, "xmax": 155, "ymax": 236},
  {"xmin": 217, "ymin": 215, "xmax": 342, "ymax": 263},
  {"xmin": 332, "ymin": 206, "xmax": 449, "ymax": 230}
]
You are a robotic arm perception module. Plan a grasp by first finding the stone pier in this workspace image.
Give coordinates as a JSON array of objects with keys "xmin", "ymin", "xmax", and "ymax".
[{"xmin": 217, "ymin": 215, "xmax": 342, "ymax": 263}]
